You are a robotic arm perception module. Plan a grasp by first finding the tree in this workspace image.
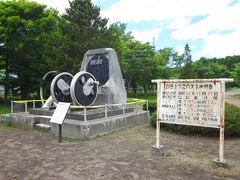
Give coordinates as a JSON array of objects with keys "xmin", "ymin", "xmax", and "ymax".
[
  {"xmin": 194, "ymin": 58, "xmax": 229, "ymax": 79},
  {"xmin": 179, "ymin": 44, "xmax": 195, "ymax": 79},
  {"xmin": 62, "ymin": 0, "xmax": 109, "ymax": 73},
  {"xmin": 0, "ymin": 0, "xmax": 61, "ymax": 99},
  {"xmin": 122, "ymin": 40, "xmax": 157, "ymax": 95},
  {"xmin": 183, "ymin": 43, "xmax": 191, "ymax": 64},
  {"xmin": 231, "ymin": 63, "xmax": 240, "ymax": 86},
  {"xmin": 102, "ymin": 22, "xmax": 133, "ymax": 65},
  {"xmin": 155, "ymin": 48, "xmax": 183, "ymax": 79}
]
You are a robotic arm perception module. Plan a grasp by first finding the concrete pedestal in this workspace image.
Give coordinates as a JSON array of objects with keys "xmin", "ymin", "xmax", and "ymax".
[
  {"xmin": 213, "ymin": 158, "xmax": 228, "ymax": 168},
  {"xmin": 152, "ymin": 145, "xmax": 165, "ymax": 156},
  {"xmin": 10, "ymin": 108, "xmax": 149, "ymax": 140}
]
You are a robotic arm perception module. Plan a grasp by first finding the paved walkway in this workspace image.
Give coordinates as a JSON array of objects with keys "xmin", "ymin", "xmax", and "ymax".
[{"xmin": 225, "ymin": 89, "xmax": 240, "ymax": 107}]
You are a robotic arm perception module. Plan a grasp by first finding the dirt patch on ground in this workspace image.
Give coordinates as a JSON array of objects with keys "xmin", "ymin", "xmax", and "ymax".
[{"xmin": 0, "ymin": 122, "xmax": 239, "ymax": 180}]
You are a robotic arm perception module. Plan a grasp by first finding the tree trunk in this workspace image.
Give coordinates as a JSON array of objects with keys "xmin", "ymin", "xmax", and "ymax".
[
  {"xmin": 20, "ymin": 85, "xmax": 29, "ymax": 100},
  {"xmin": 143, "ymin": 84, "xmax": 147, "ymax": 96},
  {"xmin": 130, "ymin": 80, "xmax": 137, "ymax": 96}
]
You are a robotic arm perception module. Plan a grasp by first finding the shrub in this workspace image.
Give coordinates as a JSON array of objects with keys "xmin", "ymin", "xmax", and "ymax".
[
  {"xmin": 225, "ymin": 103, "xmax": 240, "ymax": 136},
  {"xmin": 150, "ymin": 111, "xmax": 157, "ymax": 128},
  {"xmin": 143, "ymin": 101, "xmax": 157, "ymax": 115},
  {"xmin": 149, "ymin": 103, "xmax": 240, "ymax": 137}
]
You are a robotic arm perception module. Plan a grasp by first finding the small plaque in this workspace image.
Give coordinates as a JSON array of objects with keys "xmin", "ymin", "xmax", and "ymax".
[{"xmin": 50, "ymin": 102, "xmax": 70, "ymax": 124}]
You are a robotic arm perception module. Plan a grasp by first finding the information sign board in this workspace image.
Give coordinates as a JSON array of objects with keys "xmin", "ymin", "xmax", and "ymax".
[
  {"xmin": 50, "ymin": 102, "xmax": 70, "ymax": 124},
  {"xmin": 159, "ymin": 82, "xmax": 221, "ymax": 128},
  {"xmin": 152, "ymin": 78, "xmax": 234, "ymax": 165}
]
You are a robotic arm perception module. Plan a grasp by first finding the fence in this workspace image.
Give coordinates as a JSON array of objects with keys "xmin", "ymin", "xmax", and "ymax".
[{"xmin": 11, "ymin": 98, "xmax": 148, "ymax": 123}]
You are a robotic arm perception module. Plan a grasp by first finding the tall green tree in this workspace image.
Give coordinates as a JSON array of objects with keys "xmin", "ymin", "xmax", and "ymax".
[
  {"xmin": 180, "ymin": 44, "xmax": 195, "ymax": 79},
  {"xmin": 103, "ymin": 22, "xmax": 133, "ymax": 66},
  {"xmin": 194, "ymin": 58, "xmax": 229, "ymax": 79},
  {"xmin": 123, "ymin": 40, "xmax": 157, "ymax": 95},
  {"xmin": 0, "ymin": 0, "xmax": 60, "ymax": 99},
  {"xmin": 155, "ymin": 48, "xmax": 183, "ymax": 79},
  {"xmin": 62, "ymin": 0, "xmax": 109, "ymax": 73}
]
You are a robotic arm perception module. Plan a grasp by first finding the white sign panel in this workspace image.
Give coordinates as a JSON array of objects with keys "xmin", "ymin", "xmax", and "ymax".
[
  {"xmin": 159, "ymin": 82, "xmax": 221, "ymax": 128},
  {"xmin": 50, "ymin": 102, "xmax": 70, "ymax": 124}
]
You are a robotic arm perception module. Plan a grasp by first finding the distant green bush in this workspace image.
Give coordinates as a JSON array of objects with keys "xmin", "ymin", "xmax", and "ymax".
[
  {"xmin": 234, "ymin": 94, "xmax": 240, "ymax": 98},
  {"xmin": 225, "ymin": 103, "xmax": 240, "ymax": 136},
  {"xmin": 150, "ymin": 103, "xmax": 240, "ymax": 136},
  {"xmin": 143, "ymin": 101, "xmax": 157, "ymax": 115},
  {"xmin": 149, "ymin": 111, "xmax": 157, "ymax": 128}
]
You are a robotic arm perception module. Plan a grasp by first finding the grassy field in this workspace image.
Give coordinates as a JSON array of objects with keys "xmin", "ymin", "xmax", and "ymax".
[
  {"xmin": 0, "ymin": 103, "xmax": 11, "ymax": 114},
  {"xmin": 234, "ymin": 94, "xmax": 240, "ymax": 98},
  {"xmin": 127, "ymin": 91, "xmax": 157, "ymax": 103}
]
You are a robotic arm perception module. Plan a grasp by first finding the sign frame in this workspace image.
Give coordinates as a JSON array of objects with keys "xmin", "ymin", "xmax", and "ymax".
[
  {"xmin": 158, "ymin": 81, "xmax": 222, "ymax": 128},
  {"xmin": 50, "ymin": 102, "xmax": 70, "ymax": 143},
  {"xmin": 151, "ymin": 78, "xmax": 233, "ymax": 165}
]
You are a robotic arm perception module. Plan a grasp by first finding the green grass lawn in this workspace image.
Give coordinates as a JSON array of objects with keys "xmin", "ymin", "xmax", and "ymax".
[
  {"xmin": 127, "ymin": 92, "xmax": 157, "ymax": 103},
  {"xmin": 234, "ymin": 94, "xmax": 240, "ymax": 98},
  {"xmin": 0, "ymin": 103, "xmax": 11, "ymax": 114}
]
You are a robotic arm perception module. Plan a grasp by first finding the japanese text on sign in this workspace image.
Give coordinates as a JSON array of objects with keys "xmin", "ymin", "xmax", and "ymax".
[{"xmin": 159, "ymin": 82, "xmax": 221, "ymax": 128}]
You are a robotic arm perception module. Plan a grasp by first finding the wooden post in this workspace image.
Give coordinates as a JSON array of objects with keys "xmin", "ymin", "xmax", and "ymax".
[
  {"xmin": 156, "ymin": 82, "xmax": 161, "ymax": 148},
  {"xmin": 84, "ymin": 107, "xmax": 87, "ymax": 123},
  {"xmin": 33, "ymin": 100, "xmax": 36, "ymax": 109},
  {"xmin": 219, "ymin": 81, "xmax": 226, "ymax": 163},
  {"xmin": 105, "ymin": 104, "xmax": 108, "ymax": 120},
  {"xmin": 11, "ymin": 100, "xmax": 13, "ymax": 113},
  {"xmin": 25, "ymin": 102, "xmax": 28, "ymax": 115},
  {"xmin": 135, "ymin": 102, "xmax": 138, "ymax": 114},
  {"xmin": 146, "ymin": 99, "xmax": 149, "ymax": 111},
  {"xmin": 122, "ymin": 103, "xmax": 125, "ymax": 116}
]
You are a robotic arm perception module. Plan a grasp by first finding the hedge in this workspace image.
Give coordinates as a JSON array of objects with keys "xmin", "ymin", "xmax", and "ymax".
[
  {"xmin": 143, "ymin": 101, "xmax": 157, "ymax": 115},
  {"xmin": 150, "ymin": 103, "xmax": 240, "ymax": 136}
]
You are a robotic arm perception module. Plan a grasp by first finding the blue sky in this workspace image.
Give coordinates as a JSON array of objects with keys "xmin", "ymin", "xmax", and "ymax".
[{"xmin": 33, "ymin": 0, "xmax": 240, "ymax": 60}]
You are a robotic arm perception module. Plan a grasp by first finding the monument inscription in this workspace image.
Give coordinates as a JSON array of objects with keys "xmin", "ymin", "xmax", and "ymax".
[
  {"xmin": 87, "ymin": 54, "xmax": 109, "ymax": 86},
  {"xmin": 159, "ymin": 82, "xmax": 221, "ymax": 128}
]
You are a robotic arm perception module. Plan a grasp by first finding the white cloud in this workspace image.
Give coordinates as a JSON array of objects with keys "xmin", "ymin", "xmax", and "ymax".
[
  {"xmin": 167, "ymin": 18, "xmax": 191, "ymax": 30},
  {"xmin": 102, "ymin": 0, "xmax": 240, "ymax": 58},
  {"xmin": 176, "ymin": 46, "xmax": 184, "ymax": 55},
  {"xmin": 27, "ymin": 0, "xmax": 240, "ymax": 58},
  {"xmin": 198, "ymin": 28, "xmax": 240, "ymax": 58},
  {"xmin": 130, "ymin": 28, "xmax": 161, "ymax": 44},
  {"xmin": 101, "ymin": 0, "xmax": 231, "ymax": 23},
  {"xmin": 30, "ymin": 0, "xmax": 69, "ymax": 14},
  {"xmin": 170, "ymin": 1, "xmax": 240, "ymax": 40}
]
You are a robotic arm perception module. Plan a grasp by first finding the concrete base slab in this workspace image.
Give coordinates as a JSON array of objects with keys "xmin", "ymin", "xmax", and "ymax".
[
  {"xmin": 152, "ymin": 145, "xmax": 165, "ymax": 156},
  {"xmin": 0, "ymin": 113, "xmax": 11, "ymax": 122},
  {"xmin": 10, "ymin": 113, "xmax": 38, "ymax": 128},
  {"xmin": 213, "ymin": 158, "xmax": 228, "ymax": 168},
  {"xmin": 35, "ymin": 123, "xmax": 51, "ymax": 133},
  {"xmin": 10, "ymin": 109, "xmax": 149, "ymax": 140},
  {"xmin": 10, "ymin": 113, "xmax": 51, "ymax": 128},
  {"xmin": 51, "ymin": 110, "xmax": 149, "ymax": 140}
]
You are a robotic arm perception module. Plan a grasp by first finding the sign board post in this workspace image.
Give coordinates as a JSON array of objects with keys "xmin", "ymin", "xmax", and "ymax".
[
  {"xmin": 156, "ymin": 82, "xmax": 161, "ymax": 148},
  {"xmin": 50, "ymin": 102, "xmax": 71, "ymax": 143},
  {"xmin": 219, "ymin": 81, "xmax": 226, "ymax": 164},
  {"xmin": 151, "ymin": 79, "xmax": 233, "ymax": 165}
]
